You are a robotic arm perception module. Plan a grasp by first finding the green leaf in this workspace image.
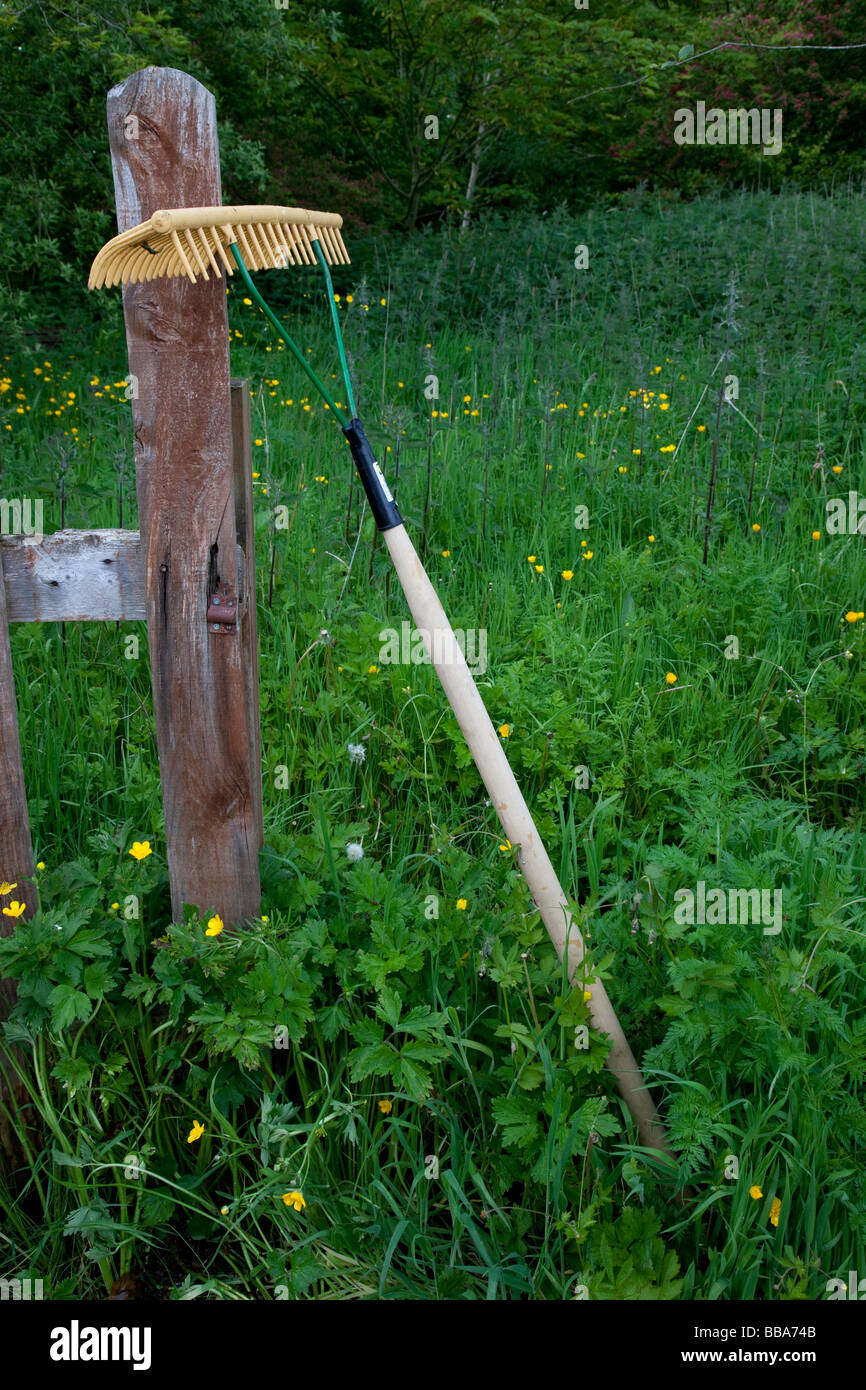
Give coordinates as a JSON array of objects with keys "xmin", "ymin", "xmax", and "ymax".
[{"xmin": 48, "ymin": 984, "xmax": 93, "ymax": 1030}]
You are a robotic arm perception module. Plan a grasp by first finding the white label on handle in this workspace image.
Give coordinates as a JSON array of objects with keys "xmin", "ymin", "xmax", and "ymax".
[{"xmin": 373, "ymin": 460, "xmax": 394, "ymax": 503}]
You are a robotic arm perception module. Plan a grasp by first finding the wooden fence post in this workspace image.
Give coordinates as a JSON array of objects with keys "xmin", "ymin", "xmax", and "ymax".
[
  {"xmin": 107, "ymin": 67, "xmax": 262, "ymax": 924},
  {"xmin": 0, "ymin": 557, "xmax": 37, "ymax": 1162},
  {"xmin": 0, "ymin": 560, "xmax": 36, "ymax": 914}
]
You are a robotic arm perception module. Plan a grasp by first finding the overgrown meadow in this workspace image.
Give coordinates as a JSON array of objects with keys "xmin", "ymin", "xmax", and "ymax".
[{"xmin": 1, "ymin": 185, "xmax": 864, "ymax": 1300}]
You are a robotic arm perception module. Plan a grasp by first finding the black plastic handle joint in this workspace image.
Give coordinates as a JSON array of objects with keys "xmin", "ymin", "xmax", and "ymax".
[{"xmin": 342, "ymin": 417, "xmax": 402, "ymax": 531}]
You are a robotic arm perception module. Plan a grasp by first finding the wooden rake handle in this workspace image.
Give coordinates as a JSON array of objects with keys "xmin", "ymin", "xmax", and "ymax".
[
  {"xmin": 337, "ymin": 412, "xmax": 673, "ymax": 1157},
  {"xmin": 382, "ymin": 520, "xmax": 672, "ymax": 1155}
]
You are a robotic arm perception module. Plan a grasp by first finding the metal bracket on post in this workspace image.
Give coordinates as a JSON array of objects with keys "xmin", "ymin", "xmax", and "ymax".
[{"xmin": 207, "ymin": 585, "xmax": 238, "ymax": 633}]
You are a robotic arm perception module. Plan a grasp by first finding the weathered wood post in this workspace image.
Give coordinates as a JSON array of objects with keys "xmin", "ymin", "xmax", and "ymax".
[
  {"xmin": 0, "ymin": 566, "xmax": 36, "ymax": 916},
  {"xmin": 107, "ymin": 67, "xmax": 262, "ymax": 923},
  {"xmin": 0, "ymin": 554, "xmax": 37, "ymax": 1161}
]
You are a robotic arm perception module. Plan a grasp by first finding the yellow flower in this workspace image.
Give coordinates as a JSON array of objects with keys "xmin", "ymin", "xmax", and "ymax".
[
  {"xmin": 129, "ymin": 841, "xmax": 152, "ymax": 860},
  {"xmin": 37, "ymin": 861, "xmax": 45, "ymax": 870},
  {"xmin": 499, "ymin": 840, "xmax": 512, "ymax": 852},
  {"xmin": 205, "ymin": 915, "xmax": 224, "ymax": 937},
  {"xmin": 844, "ymin": 611, "xmax": 863, "ymax": 623},
  {"xmin": 666, "ymin": 672, "xmax": 677, "ymax": 685},
  {"xmin": 648, "ymin": 535, "xmax": 655, "ymax": 543},
  {"xmin": 441, "ymin": 549, "xmax": 450, "ymax": 557},
  {"xmin": 242, "ymin": 297, "xmax": 252, "ymax": 305},
  {"xmin": 498, "ymin": 724, "xmax": 510, "ymax": 737},
  {"xmin": 261, "ymin": 915, "xmax": 269, "ymax": 924},
  {"xmin": 187, "ymin": 1121, "xmax": 205, "ymax": 1143},
  {"xmin": 220, "ymin": 1206, "xmax": 229, "ymax": 1215},
  {"xmin": 832, "ymin": 465, "xmax": 842, "ymax": 474},
  {"xmin": 749, "ymin": 1185, "xmax": 763, "ymax": 1200},
  {"xmin": 534, "ymin": 564, "xmax": 544, "ymax": 573},
  {"xmin": 456, "ymin": 898, "xmax": 468, "ymax": 910},
  {"xmin": 697, "ymin": 424, "xmax": 706, "ymax": 432},
  {"xmin": 367, "ymin": 664, "xmax": 380, "ymax": 674},
  {"xmin": 660, "ymin": 444, "xmax": 675, "ymax": 453},
  {"xmin": 812, "ymin": 530, "xmax": 821, "ymax": 540},
  {"xmin": 527, "ymin": 555, "xmax": 536, "ymax": 563},
  {"xmin": 2, "ymin": 901, "xmax": 26, "ymax": 918},
  {"xmin": 380, "ymin": 298, "xmax": 387, "ymax": 306},
  {"xmin": 769, "ymin": 1197, "xmax": 781, "ymax": 1227},
  {"xmin": 583, "ymin": 551, "xmax": 593, "ymax": 560},
  {"xmin": 378, "ymin": 1099, "xmax": 393, "ymax": 1114},
  {"xmin": 282, "ymin": 1190, "xmax": 306, "ymax": 1211},
  {"xmin": 111, "ymin": 902, "xmax": 119, "ymax": 910},
  {"xmin": 583, "ymin": 990, "xmax": 592, "ymax": 1002},
  {"xmin": 618, "ymin": 465, "xmax": 628, "ymax": 473},
  {"xmin": 463, "ymin": 395, "xmax": 471, "ymax": 403},
  {"xmin": 562, "ymin": 570, "xmax": 574, "ymax": 580},
  {"xmin": 346, "ymin": 294, "xmax": 353, "ymax": 303},
  {"xmin": 0, "ymin": 882, "xmax": 17, "ymax": 896},
  {"xmin": 752, "ymin": 523, "xmax": 761, "ymax": 532}
]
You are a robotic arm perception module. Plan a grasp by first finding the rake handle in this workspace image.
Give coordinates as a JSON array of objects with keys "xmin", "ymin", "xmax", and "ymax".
[{"xmin": 378, "ymin": 519, "xmax": 673, "ymax": 1158}]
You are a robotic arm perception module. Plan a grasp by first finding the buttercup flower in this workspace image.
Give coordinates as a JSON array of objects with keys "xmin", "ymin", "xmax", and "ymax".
[
  {"xmin": 129, "ymin": 841, "xmax": 152, "ymax": 860},
  {"xmin": 562, "ymin": 570, "xmax": 574, "ymax": 580},
  {"xmin": 187, "ymin": 1121, "xmax": 204, "ymax": 1144},
  {"xmin": 666, "ymin": 672, "xmax": 677, "ymax": 685},
  {"xmin": 2, "ymin": 901, "xmax": 26, "ymax": 919},
  {"xmin": 769, "ymin": 1197, "xmax": 782, "ymax": 1227},
  {"xmin": 0, "ymin": 882, "xmax": 17, "ymax": 896},
  {"xmin": 282, "ymin": 1191, "xmax": 306, "ymax": 1211},
  {"xmin": 456, "ymin": 898, "xmax": 468, "ymax": 910},
  {"xmin": 498, "ymin": 724, "xmax": 510, "ymax": 737},
  {"xmin": 749, "ymin": 1185, "xmax": 763, "ymax": 1200},
  {"xmin": 378, "ymin": 1099, "xmax": 393, "ymax": 1115},
  {"xmin": 205, "ymin": 915, "xmax": 224, "ymax": 937}
]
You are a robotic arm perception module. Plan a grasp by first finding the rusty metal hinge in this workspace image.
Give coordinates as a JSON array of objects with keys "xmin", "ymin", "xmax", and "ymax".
[{"xmin": 207, "ymin": 585, "xmax": 238, "ymax": 634}]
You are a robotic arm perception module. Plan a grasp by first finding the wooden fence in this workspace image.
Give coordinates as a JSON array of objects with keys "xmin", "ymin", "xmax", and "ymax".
[{"xmin": 0, "ymin": 68, "xmax": 264, "ymax": 932}]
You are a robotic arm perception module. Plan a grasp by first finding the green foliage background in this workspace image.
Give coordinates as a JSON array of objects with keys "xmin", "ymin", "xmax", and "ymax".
[{"xmin": 2, "ymin": 0, "xmax": 866, "ymax": 342}]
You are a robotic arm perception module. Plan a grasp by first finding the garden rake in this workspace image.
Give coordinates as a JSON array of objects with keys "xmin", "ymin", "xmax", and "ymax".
[{"xmin": 90, "ymin": 204, "xmax": 675, "ymax": 1163}]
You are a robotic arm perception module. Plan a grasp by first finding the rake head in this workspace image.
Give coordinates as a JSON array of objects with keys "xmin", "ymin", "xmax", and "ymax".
[{"xmin": 88, "ymin": 204, "xmax": 350, "ymax": 289}]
